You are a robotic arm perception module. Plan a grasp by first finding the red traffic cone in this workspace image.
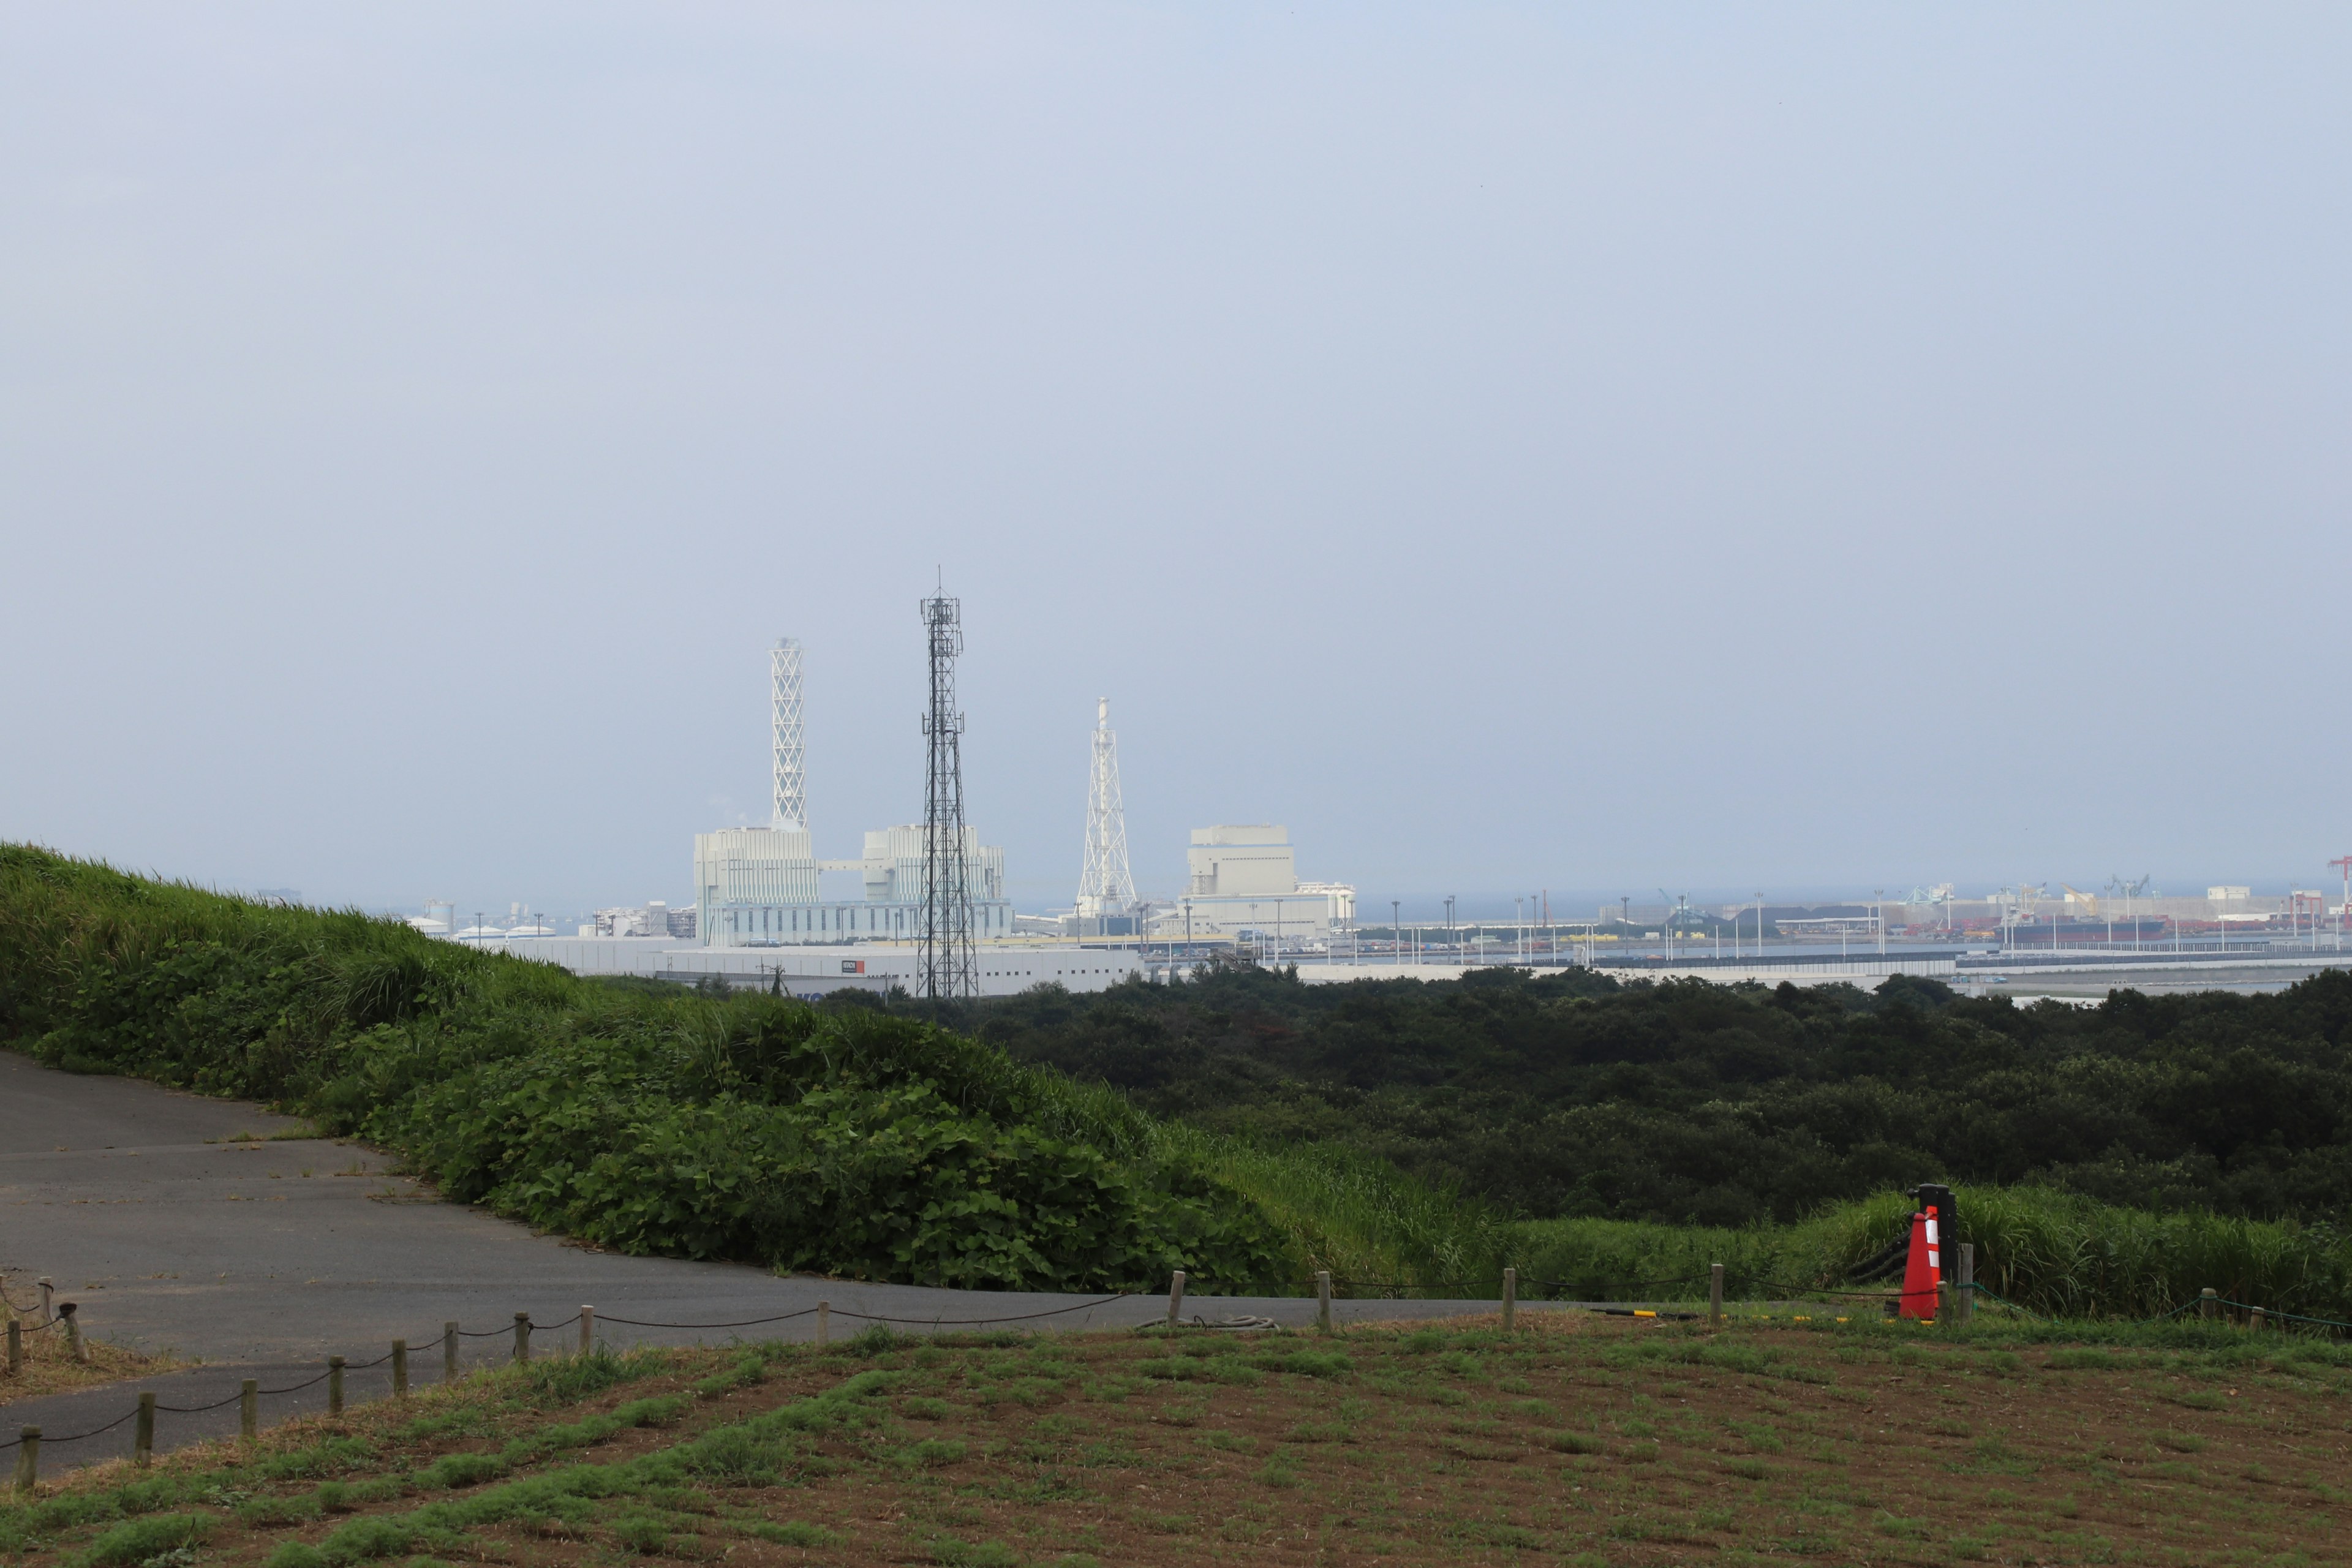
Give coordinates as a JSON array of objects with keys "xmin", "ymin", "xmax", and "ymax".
[{"xmin": 1898, "ymin": 1205, "xmax": 1940, "ymax": 1321}]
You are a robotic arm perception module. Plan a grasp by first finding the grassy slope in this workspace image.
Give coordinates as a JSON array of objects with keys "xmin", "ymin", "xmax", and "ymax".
[
  {"xmin": 0, "ymin": 847, "xmax": 1281, "ymax": 1292},
  {"xmin": 9, "ymin": 845, "xmax": 2350, "ymax": 1319},
  {"xmin": 10, "ymin": 1316, "xmax": 2352, "ymax": 1567}
]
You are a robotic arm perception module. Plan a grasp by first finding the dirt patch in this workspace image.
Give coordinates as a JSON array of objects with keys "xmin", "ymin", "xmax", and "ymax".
[{"xmin": 9, "ymin": 1316, "xmax": 2351, "ymax": 1566}]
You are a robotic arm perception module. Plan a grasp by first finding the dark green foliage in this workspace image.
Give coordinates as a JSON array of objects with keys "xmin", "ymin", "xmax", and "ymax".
[
  {"xmin": 0, "ymin": 845, "xmax": 1284, "ymax": 1291},
  {"xmin": 938, "ymin": 962, "xmax": 2352, "ymax": 1226}
]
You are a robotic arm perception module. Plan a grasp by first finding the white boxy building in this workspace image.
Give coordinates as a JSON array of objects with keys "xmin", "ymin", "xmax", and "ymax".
[
  {"xmin": 1153, "ymin": 824, "xmax": 1355, "ymax": 942},
  {"xmin": 693, "ymin": 823, "xmax": 1010, "ymax": 947},
  {"xmin": 690, "ymin": 638, "xmax": 1012, "ymax": 946}
]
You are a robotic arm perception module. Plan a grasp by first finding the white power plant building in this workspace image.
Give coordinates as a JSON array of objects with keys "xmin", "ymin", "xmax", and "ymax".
[
  {"xmin": 693, "ymin": 638, "xmax": 1012, "ymax": 947},
  {"xmin": 1156, "ymin": 824, "xmax": 1355, "ymax": 943}
]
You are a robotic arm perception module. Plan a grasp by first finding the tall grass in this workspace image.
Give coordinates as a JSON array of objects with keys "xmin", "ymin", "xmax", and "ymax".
[
  {"xmin": 1175, "ymin": 1121, "xmax": 2352, "ymax": 1321},
  {"xmin": 1156, "ymin": 1125, "xmax": 1512, "ymax": 1291},
  {"xmin": 1508, "ymin": 1185, "xmax": 2352, "ymax": 1322}
]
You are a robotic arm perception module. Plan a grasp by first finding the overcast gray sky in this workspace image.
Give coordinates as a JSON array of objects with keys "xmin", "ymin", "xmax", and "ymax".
[{"xmin": 4, "ymin": 4, "xmax": 2348, "ymax": 919}]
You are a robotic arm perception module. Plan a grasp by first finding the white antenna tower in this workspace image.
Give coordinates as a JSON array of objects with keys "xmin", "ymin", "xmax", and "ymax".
[
  {"xmin": 1076, "ymin": 697, "xmax": 1136, "ymax": 918},
  {"xmin": 771, "ymin": 638, "xmax": 805, "ymax": 831}
]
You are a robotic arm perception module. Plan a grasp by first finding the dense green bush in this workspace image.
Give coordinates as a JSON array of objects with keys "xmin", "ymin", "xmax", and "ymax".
[
  {"xmin": 933, "ymin": 960, "xmax": 2352, "ymax": 1227},
  {"xmin": 0, "ymin": 845, "xmax": 1284, "ymax": 1291}
]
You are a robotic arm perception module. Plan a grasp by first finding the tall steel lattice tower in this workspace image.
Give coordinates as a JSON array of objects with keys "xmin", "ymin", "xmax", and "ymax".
[
  {"xmin": 1075, "ymin": 698, "xmax": 1135, "ymax": 919},
  {"xmin": 770, "ymin": 638, "xmax": 806, "ymax": 831},
  {"xmin": 917, "ymin": 592, "xmax": 977, "ymax": 1002}
]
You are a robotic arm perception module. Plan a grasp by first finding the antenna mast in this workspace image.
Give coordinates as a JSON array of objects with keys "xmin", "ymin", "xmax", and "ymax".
[
  {"xmin": 1076, "ymin": 698, "xmax": 1136, "ymax": 921},
  {"xmin": 771, "ymin": 638, "xmax": 805, "ymax": 831},
  {"xmin": 918, "ymin": 592, "xmax": 976, "ymax": 1002}
]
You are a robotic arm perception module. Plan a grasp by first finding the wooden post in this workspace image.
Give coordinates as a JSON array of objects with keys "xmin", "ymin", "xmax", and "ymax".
[
  {"xmin": 1316, "ymin": 1272, "xmax": 1332, "ymax": 1333},
  {"xmin": 443, "ymin": 1322, "xmax": 458, "ymax": 1382},
  {"xmin": 2200, "ymin": 1287, "xmax": 2218, "ymax": 1322},
  {"xmin": 1956, "ymin": 1243, "xmax": 1975, "ymax": 1324},
  {"xmin": 12, "ymin": 1427, "xmax": 34, "ymax": 1496},
  {"xmin": 6, "ymin": 1319, "xmax": 18, "ymax": 1377},
  {"xmin": 579, "ymin": 1307, "xmax": 594, "ymax": 1357},
  {"xmin": 60, "ymin": 1303, "xmax": 84, "ymax": 1365},
  {"xmin": 513, "ymin": 1313, "xmax": 531, "ymax": 1365},
  {"xmin": 239, "ymin": 1380, "xmax": 257, "ymax": 1443},
  {"xmin": 1502, "ymin": 1267, "xmax": 1517, "ymax": 1332},
  {"xmin": 2250, "ymin": 1306, "xmax": 2267, "ymax": 1330},
  {"xmin": 328, "ymin": 1356, "xmax": 345, "ymax": 1415},
  {"xmin": 135, "ymin": 1393, "xmax": 154, "ymax": 1465},
  {"xmin": 391, "ymin": 1340, "xmax": 408, "ymax": 1396},
  {"xmin": 1709, "ymin": 1263, "xmax": 1724, "ymax": 1328},
  {"xmin": 37, "ymin": 1278, "xmax": 52, "ymax": 1325},
  {"xmin": 1167, "ymin": 1270, "xmax": 1186, "ymax": 1331},
  {"xmin": 816, "ymin": 1302, "xmax": 830, "ymax": 1348}
]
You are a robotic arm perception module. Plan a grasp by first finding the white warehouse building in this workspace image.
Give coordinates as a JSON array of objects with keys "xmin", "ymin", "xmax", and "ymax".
[
  {"xmin": 692, "ymin": 636, "xmax": 1013, "ymax": 948},
  {"xmin": 1153, "ymin": 824, "xmax": 1354, "ymax": 942},
  {"xmin": 694, "ymin": 823, "xmax": 1010, "ymax": 947}
]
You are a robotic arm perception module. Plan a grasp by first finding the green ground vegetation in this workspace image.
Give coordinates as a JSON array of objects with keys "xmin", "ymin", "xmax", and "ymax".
[
  {"xmin": 9, "ymin": 1315, "xmax": 2351, "ymax": 1568},
  {"xmin": 926, "ymin": 961, "xmax": 2352, "ymax": 1228},
  {"xmin": 0, "ymin": 846, "xmax": 1281, "ymax": 1292},
  {"xmin": 13, "ymin": 843, "xmax": 2352, "ymax": 1319}
]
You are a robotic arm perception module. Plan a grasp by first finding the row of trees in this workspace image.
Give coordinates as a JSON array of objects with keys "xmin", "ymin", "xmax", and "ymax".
[{"xmin": 905, "ymin": 962, "xmax": 2352, "ymax": 1226}]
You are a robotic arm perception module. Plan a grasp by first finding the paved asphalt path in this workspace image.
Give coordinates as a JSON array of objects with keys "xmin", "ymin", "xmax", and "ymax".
[{"xmin": 1, "ymin": 1050, "xmax": 1501, "ymax": 1477}]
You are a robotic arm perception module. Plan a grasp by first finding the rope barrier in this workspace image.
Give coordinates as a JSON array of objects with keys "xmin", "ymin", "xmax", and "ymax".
[
  {"xmin": 1322, "ymin": 1275, "xmax": 1708, "ymax": 1297},
  {"xmin": 1750, "ymin": 1280, "xmax": 1902, "ymax": 1301},
  {"xmin": 1959, "ymin": 1284, "xmax": 2045, "ymax": 1321},
  {"xmin": 2217, "ymin": 1298, "xmax": 2352, "ymax": 1332},
  {"xmin": 254, "ymin": 1370, "xmax": 336, "ymax": 1397},
  {"xmin": 595, "ymin": 1308, "xmax": 820, "ymax": 1330},
  {"xmin": 0, "ymin": 1406, "xmax": 139, "ymax": 1449},
  {"xmin": 13, "ymin": 1281, "xmax": 2347, "ymax": 1474},
  {"xmin": 153, "ymin": 1389, "xmax": 255, "ymax": 1415},
  {"xmin": 829, "ymin": 1294, "xmax": 1129, "ymax": 1327}
]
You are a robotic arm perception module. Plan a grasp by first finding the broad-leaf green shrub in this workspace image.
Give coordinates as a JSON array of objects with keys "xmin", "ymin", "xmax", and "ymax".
[{"xmin": 0, "ymin": 846, "xmax": 1284, "ymax": 1291}]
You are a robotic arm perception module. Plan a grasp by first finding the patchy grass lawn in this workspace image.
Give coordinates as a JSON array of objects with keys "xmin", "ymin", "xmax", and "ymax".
[{"xmin": 6, "ymin": 1310, "xmax": 2351, "ymax": 1566}]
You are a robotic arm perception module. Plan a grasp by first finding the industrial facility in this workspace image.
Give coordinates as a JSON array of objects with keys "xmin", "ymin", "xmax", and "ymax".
[
  {"xmin": 691, "ymin": 637, "xmax": 1012, "ymax": 948},
  {"xmin": 1152, "ymin": 824, "xmax": 1356, "ymax": 941}
]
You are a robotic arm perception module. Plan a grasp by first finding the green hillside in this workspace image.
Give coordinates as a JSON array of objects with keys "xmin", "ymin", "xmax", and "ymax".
[
  {"xmin": 0, "ymin": 845, "xmax": 1283, "ymax": 1292},
  {"xmin": 10, "ymin": 843, "xmax": 2352, "ymax": 1322}
]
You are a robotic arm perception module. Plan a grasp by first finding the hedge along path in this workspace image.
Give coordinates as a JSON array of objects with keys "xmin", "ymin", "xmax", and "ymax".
[
  {"xmin": 0, "ymin": 846, "xmax": 1289, "ymax": 1295},
  {"xmin": 18, "ymin": 1313, "xmax": 2352, "ymax": 1568}
]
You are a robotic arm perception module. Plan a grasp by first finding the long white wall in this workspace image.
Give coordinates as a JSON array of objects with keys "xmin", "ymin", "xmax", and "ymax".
[{"xmin": 477, "ymin": 937, "xmax": 1144, "ymax": 998}]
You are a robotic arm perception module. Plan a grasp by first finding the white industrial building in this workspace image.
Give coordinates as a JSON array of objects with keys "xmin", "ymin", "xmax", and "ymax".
[
  {"xmin": 480, "ymin": 936, "xmax": 1144, "ymax": 1000},
  {"xmin": 1151, "ymin": 824, "xmax": 1355, "ymax": 942},
  {"xmin": 694, "ymin": 823, "xmax": 1010, "ymax": 946},
  {"xmin": 692, "ymin": 638, "xmax": 1012, "ymax": 948}
]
